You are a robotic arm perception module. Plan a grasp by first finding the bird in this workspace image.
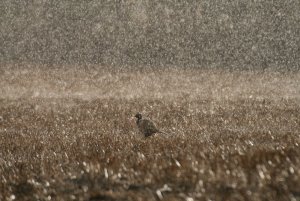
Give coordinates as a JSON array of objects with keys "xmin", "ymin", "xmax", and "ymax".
[{"xmin": 134, "ymin": 113, "xmax": 163, "ymax": 137}]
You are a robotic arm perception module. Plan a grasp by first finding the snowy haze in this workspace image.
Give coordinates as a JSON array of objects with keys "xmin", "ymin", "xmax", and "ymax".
[{"xmin": 0, "ymin": 0, "xmax": 299, "ymax": 70}]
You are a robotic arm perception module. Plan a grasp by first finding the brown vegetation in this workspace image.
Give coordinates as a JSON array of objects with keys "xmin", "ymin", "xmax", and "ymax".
[{"xmin": 0, "ymin": 67, "xmax": 300, "ymax": 201}]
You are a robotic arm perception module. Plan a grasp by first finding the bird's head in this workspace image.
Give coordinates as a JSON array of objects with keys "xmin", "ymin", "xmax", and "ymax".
[{"xmin": 134, "ymin": 113, "xmax": 142, "ymax": 120}]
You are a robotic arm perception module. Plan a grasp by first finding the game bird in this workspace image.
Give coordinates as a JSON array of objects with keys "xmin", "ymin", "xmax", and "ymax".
[{"xmin": 134, "ymin": 113, "xmax": 166, "ymax": 137}]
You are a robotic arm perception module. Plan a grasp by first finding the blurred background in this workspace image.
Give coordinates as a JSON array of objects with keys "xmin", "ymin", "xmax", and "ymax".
[{"xmin": 0, "ymin": 0, "xmax": 299, "ymax": 70}]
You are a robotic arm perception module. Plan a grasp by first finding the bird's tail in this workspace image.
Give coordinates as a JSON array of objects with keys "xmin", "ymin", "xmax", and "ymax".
[{"xmin": 157, "ymin": 130, "xmax": 172, "ymax": 137}]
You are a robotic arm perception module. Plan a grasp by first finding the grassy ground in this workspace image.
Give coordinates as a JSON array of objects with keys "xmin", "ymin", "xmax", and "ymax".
[{"xmin": 0, "ymin": 66, "xmax": 300, "ymax": 201}]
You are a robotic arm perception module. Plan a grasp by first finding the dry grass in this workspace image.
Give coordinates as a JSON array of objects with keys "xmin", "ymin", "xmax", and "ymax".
[{"xmin": 0, "ymin": 66, "xmax": 300, "ymax": 201}]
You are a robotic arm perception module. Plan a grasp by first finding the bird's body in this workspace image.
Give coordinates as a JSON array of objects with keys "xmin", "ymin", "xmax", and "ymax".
[{"xmin": 135, "ymin": 113, "xmax": 160, "ymax": 137}]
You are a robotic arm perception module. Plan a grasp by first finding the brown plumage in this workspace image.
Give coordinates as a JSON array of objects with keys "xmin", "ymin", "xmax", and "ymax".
[{"xmin": 134, "ymin": 113, "xmax": 160, "ymax": 137}]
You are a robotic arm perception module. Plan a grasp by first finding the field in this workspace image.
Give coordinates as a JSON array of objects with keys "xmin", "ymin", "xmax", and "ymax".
[{"xmin": 0, "ymin": 66, "xmax": 300, "ymax": 201}]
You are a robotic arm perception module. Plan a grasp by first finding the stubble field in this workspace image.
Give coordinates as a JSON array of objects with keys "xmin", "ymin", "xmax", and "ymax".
[{"xmin": 0, "ymin": 66, "xmax": 300, "ymax": 201}]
